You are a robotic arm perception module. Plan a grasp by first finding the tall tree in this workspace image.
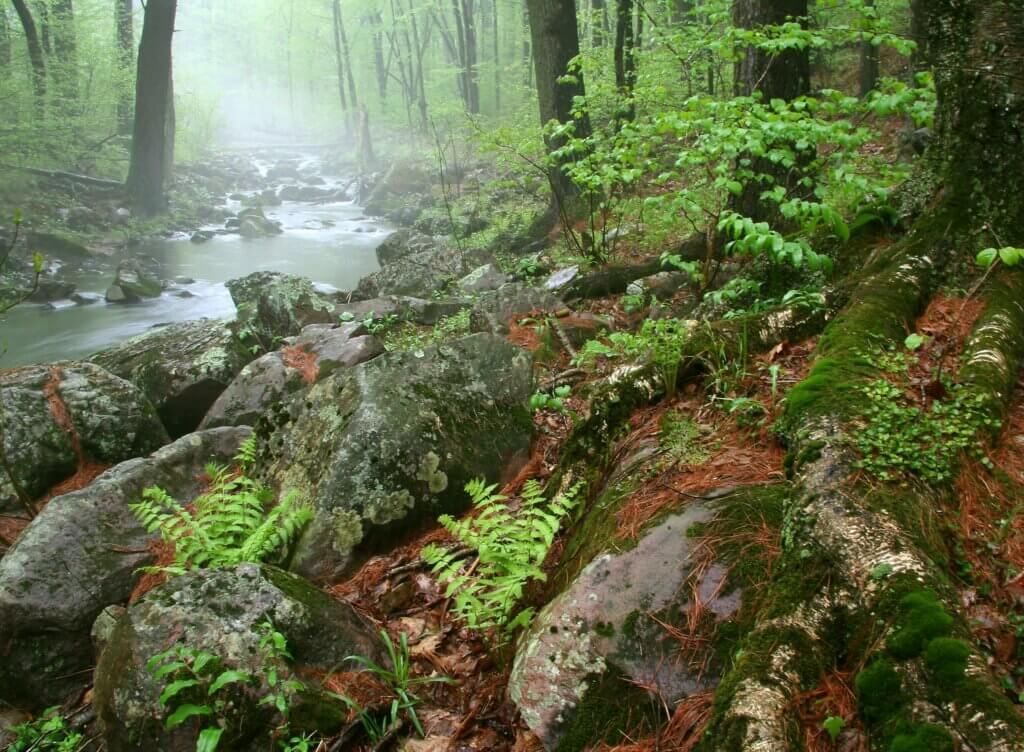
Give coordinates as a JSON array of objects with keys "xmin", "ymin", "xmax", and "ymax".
[
  {"xmin": 591, "ymin": 0, "xmax": 608, "ymax": 47},
  {"xmin": 908, "ymin": 0, "xmax": 928, "ymax": 78},
  {"xmin": 526, "ymin": 0, "xmax": 591, "ymax": 205},
  {"xmin": 115, "ymin": 0, "xmax": 134, "ymax": 134},
  {"xmin": 0, "ymin": 5, "xmax": 11, "ymax": 68},
  {"xmin": 613, "ymin": 0, "xmax": 636, "ymax": 122},
  {"xmin": 51, "ymin": 0, "xmax": 78, "ymax": 102},
  {"xmin": 331, "ymin": 0, "xmax": 351, "ymax": 131},
  {"xmin": 730, "ymin": 0, "xmax": 810, "ymax": 222},
  {"xmin": 10, "ymin": 0, "xmax": 46, "ymax": 112},
  {"xmin": 126, "ymin": 0, "xmax": 177, "ymax": 217},
  {"xmin": 858, "ymin": 0, "xmax": 879, "ymax": 95}
]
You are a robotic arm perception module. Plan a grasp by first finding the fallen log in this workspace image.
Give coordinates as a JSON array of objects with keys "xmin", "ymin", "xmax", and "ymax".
[{"xmin": 0, "ymin": 164, "xmax": 124, "ymax": 190}]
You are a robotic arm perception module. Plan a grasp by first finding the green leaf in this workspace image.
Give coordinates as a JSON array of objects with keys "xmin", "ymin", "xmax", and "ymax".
[
  {"xmin": 975, "ymin": 248, "xmax": 998, "ymax": 267},
  {"xmin": 159, "ymin": 679, "xmax": 200, "ymax": 706},
  {"xmin": 998, "ymin": 246, "xmax": 1022, "ymax": 266},
  {"xmin": 196, "ymin": 727, "xmax": 224, "ymax": 752},
  {"xmin": 165, "ymin": 703, "xmax": 212, "ymax": 729},
  {"xmin": 904, "ymin": 333, "xmax": 929, "ymax": 351},
  {"xmin": 208, "ymin": 670, "xmax": 251, "ymax": 695},
  {"xmin": 822, "ymin": 715, "xmax": 845, "ymax": 741}
]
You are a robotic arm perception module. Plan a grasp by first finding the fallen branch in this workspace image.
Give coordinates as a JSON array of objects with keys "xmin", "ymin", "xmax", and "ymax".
[{"xmin": 0, "ymin": 164, "xmax": 124, "ymax": 190}]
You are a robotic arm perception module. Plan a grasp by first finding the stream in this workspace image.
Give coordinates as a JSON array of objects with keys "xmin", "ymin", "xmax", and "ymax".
[{"xmin": 0, "ymin": 174, "xmax": 391, "ymax": 368}]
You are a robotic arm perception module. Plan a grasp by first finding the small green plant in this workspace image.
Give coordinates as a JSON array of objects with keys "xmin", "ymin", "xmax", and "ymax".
[
  {"xmin": 362, "ymin": 312, "xmax": 401, "ymax": 336},
  {"xmin": 576, "ymin": 318, "xmax": 691, "ymax": 397},
  {"xmin": 7, "ymin": 708, "xmax": 84, "ymax": 752},
  {"xmin": 130, "ymin": 438, "xmax": 312, "ymax": 574},
  {"xmin": 659, "ymin": 411, "xmax": 710, "ymax": 465},
  {"xmin": 146, "ymin": 622, "xmax": 306, "ymax": 751},
  {"xmin": 422, "ymin": 478, "xmax": 582, "ymax": 635},
  {"xmin": 822, "ymin": 715, "xmax": 845, "ymax": 742},
  {"xmin": 529, "ymin": 385, "xmax": 572, "ymax": 414},
  {"xmin": 976, "ymin": 246, "xmax": 1023, "ymax": 268},
  {"xmin": 344, "ymin": 630, "xmax": 454, "ymax": 737}
]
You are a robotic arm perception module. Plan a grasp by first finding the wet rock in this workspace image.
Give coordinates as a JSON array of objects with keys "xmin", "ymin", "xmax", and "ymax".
[
  {"xmin": 27, "ymin": 230, "xmax": 92, "ymax": 260},
  {"xmin": 267, "ymin": 163, "xmax": 302, "ymax": 180},
  {"xmin": 260, "ymin": 188, "xmax": 282, "ymax": 206},
  {"xmin": 363, "ymin": 161, "xmax": 432, "ymax": 218},
  {"xmin": 457, "ymin": 263, "xmax": 510, "ymax": 295},
  {"xmin": 70, "ymin": 291, "xmax": 104, "ymax": 305},
  {"xmin": 0, "ymin": 362, "xmax": 169, "ymax": 515},
  {"xmin": 257, "ymin": 333, "xmax": 534, "ymax": 581},
  {"xmin": 0, "ymin": 427, "xmax": 249, "ymax": 708},
  {"xmin": 94, "ymin": 563, "xmax": 378, "ymax": 751},
  {"xmin": 200, "ymin": 323, "xmax": 383, "ymax": 429},
  {"xmin": 336, "ymin": 296, "xmax": 469, "ymax": 327},
  {"xmin": 110, "ymin": 207, "xmax": 132, "ymax": 225},
  {"xmin": 66, "ymin": 205, "xmax": 100, "ymax": 230},
  {"xmin": 469, "ymin": 283, "xmax": 563, "ymax": 336},
  {"xmin": 509, "ymin": 505, "xmax": 740, "ymax": 751},
  {"xmin": 279, "ymin": 184, "xmax": 332, "ymax": 202},
  {"xmin": 237, "ymin": 206, "xmax": 283, "ymax": 237},
  {"xmin": 543, "ymin": 266, "xmax": 581, "ymax": 294},
  {"xmin": 189, "ymin": 229, "xmax": 216, "ymax": 244},
  {"xmin": 90, "ymin": 318, "xmax": 253, "ymax": 438},
  {"xmin": 626, "ymin": 271, "xmax": 690, "ymax": 301},
  {"xmin": 174, "ymin": 275, "xmax": 196, "ymax": 285},
  {"xmin": 28, "ymin": 277, "xmax": 76, "ymax": 302},
  {"xmin": 227, "ymin": 271, "xmax": 337, "ymax": 347},
  {"xmin": 105, "ymin": 259, "xmax": 163, "ymax": 303},
  {"xmin": 357, "ymin": 245, "xmax": 488, "ymax": 299},
  {"xmin": 375, "ymin": 229, "xmax": 439, "ymax": 266}
]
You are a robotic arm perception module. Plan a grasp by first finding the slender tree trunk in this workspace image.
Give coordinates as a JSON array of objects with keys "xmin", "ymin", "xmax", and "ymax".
[
  {"xmin": 405, "ymin": 0, "xmax": 428, "ymax": 130},
  {"xmin": 908, "ymin": 0, "xmax": 928, "ymax": 79},
  {"xmin": 51, "ymin": 0, "xmax": 77, "ymax": 102},
  {"xmin": 729, "ymin": 0, "xmax": 810, "ymax": 223},
  {"xmin": 525, "ymin": 0, "xmax": 591, "ymax": 206},
  {"xmin": 0, "ymin": 5, "xmax": 11, "ymax": 68},
  {"xmin": 10, "ymin": 0, "xmax": 46, "ymax": 113},
  {"xmin": 337, "ymin": 2, "xmax": 358, "ymax": 109},
  {"xmin": 115, "ymin": 0, "xmax": 134, "ymax": 134},
  {"xmin": 591, "ymin": 0, "xmax": 607, "ymax": 47},
  {"xmin": 331, "ymin": 0, "xmax": 351, "ymax": 134},
  {"xmin": 491, "ymin": 0, "xmax": 500, "ymax": 114},
  {"xmin": 371, "ymin": 13, "xmax": 388, "ymax": 102},
  {"xmin": 858, "ymin": 0, "xmax": 879, "ymax": 95},
  {"xmin": 34, "ymin": 0, "xmax": 49, "ymax": 54},
  {"xmin": 126, "ymin": 0, "xmax": 176, "ymax": 217},
  {"xmin": 614, "ymin": 0, "xmax": 636, "ymax": 122}
]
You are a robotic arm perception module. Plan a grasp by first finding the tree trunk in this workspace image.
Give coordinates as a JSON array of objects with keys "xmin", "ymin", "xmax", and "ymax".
[
  {"xmin": 729, "ymin": 0, "xmax": 810, "ymax": 223},
  {"xmin": 0, "ymin": 5, "xmax": 11, "ymax": 68},
  {"xmin": 331, "ymin": 0, "xmax": 351, "ymax": 133},
  {"xmin": 126, "ymin": 0, "xmax": 176, "ymax": 217},
  {"xmin": 702, "ymin": 1, "xmax": 1024, "ymax": 747},
  {"xmin": 613, "ymin": 0, "xmax": 636, "ymax": 122},
  {"xmin": 51, "ymin": 0, "xmax": 78, "ymax": 102},
  {"xmin": 115, "ymin": 0, "xmax": 133, "ymax": 134},
  {"xmin": 337, "ymin": 2, "xmax": 358, "ymax": 110},
  {"xmin": 10, "ymin": 0, "xmax": 46, "ymax": 113},
  {"xmin": 908, "ymin": 0, "xmax": 928, "ymax": 78},
  {"xmin": 858, "ymin": 0, "xmax": 879, "ymax": 95},
  {"xmin": 591, "ymin": 0, "xmax": 608, "ymax": 47},
  {"xmin": 491, "ymin": 0, "xmax": 500, "ymax": 114},
  {"xmin": 525, "ymin": 0, "xmax": 591, "ymax": 206},
  {"xmin": 462, "ymin": 0, "xmax": 479, "ymax": 113}
]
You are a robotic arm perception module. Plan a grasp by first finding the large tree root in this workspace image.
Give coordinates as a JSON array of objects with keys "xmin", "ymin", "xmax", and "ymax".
[{"xmin": 701, "ymin": 243, "xmax": 1024, "ymax": 750}]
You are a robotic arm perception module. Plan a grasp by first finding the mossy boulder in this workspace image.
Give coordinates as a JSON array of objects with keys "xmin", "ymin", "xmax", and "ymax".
[
  {"xmin": 0, "ymin": 427, "xmax": 250, "ymax": 709},
  {"xmin": 356, "ymin": 245, "xmax": 490, "ymax": 299},
  {"xmin": 256, "ymin": 333, "xmax": 534, "ymax": 581},
  {"xmin": 374, "ymin": 228, "xmax": 439, "ymax": 266},
  {"xmin": 363, "ymin": 161, "xmax": 432, "ymax": 220},
  {"xmin": 469, "ymin": 283, "xmax": 563, "ymax": 336},
  {"xmin": 93, "ymin": 563, "xmax": 380, "ymax": 752},
  {"xmin": 236, "ymin": 206, "xmax": 283, "ymax": 237},
  {"xmin": 227, "ymin": 271, "xmax": 337, "ymax": 349},
  {"xmin": 90, "ymin": 318, "xmax": 253, "ymax": 438},
  {"xmin": 200, "ymin": 323, "xmax": 384, "ymax": 429},
  {"xmin": 105, "ymin": 259, "xmax": 164, "ymax": 303},
  {"xmin": 0, "ymin": 362, "xmax": 170, "ymax": 514},
  {"xmin": 509, "ymin": 504, "xmax": 740, "ymax": 752}
]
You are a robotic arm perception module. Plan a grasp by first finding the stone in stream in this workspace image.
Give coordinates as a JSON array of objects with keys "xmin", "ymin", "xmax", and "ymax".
[
  {"xmin": 362, "ymin": 161, "xmax": 432, "ymax": 219},
  {"xmin": 90, "ymin": 318, "xmax": 254, "ymax": 438},
  {"xmin": 27, "ymin": 277, "xmax": 76, "ymax": 302},
  {"xmin": 94, "ymin": 563, "xmax": 380, "ymax": 751},
  {"xmin": 236, "ymin": 206, "xmax": 283, "ymax": 237},
  {"xmin": 0, "ymin": 427, "xmax": 250, "ymax": 709},
  {"xmin": 200, "ymin": 322, "xmax": 384, "ymax": 429},
  {"xmin": 374, "ymin": 228, "xmax": 439, "ymax": 267},
  {"xmin": 227, "ymin": 271, "xmax": 338, "ymax": 347},
  {"xmin": 509, "ymin": 504, "xmax": 742, "ymax": 751},
  {"xmin": 0, "ymin": 362, "xmax": 169, "ymax": 515},
  {"xmin": 105, "ymin": 259, "xmax": 163, "ymax": 303},
  {"xmin": 256, "ymin": 333, "xmax": 534, "ymax": 581}
]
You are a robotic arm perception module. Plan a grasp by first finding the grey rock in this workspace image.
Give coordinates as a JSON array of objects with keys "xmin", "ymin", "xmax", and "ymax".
[
  {"xmin": 543, "ymin": 266, "xmax": 580, "ymax": 293},
  {"xmin": 374, "ymin": 229, "xmax": 438, "ymax": 267},
  {"xmin": 70, "ymin": 291, "xmax": 104, "ymax": 306},
  {"xmin": 0, "ymin": 362, "xmax": 170, "ymax": 515},
  {"xmin": 626, "ymin": 271, "xmax": 690, "ymax": 301},
  {"xmin": 227, "ymin": 271, "xmax": 337, "ymax": 347},
  {"xmin": 94, "ymin": 563, "xmax": 379, "ymax": 751},
  {"xmin": 0, "ymin": 427, "xmax": 250, "ymax": 708},
  {"xmin": 357, "ymin": 245, "xmax": 489, "ymax": 299},
  {"xmin": 28, "ymin": 277, "xmax": 76, "ymax": 302},
  {"xmin": 256, "ymin": 333, "xmax": 534, "ymax": 581},
  {"xmin": 469, "ymin": 283, "xmax": 563, "ymax": 336},
  {"xmin": 236, "ymin": 207, "xmax": 283, "ymax": 238},
  {"xmin": 105, "ymin": 259, "xmax": 163, "ymax": 303},
  {"xmin": 457, "ymin": 263, "xmax": 510, "ymax": 295}
]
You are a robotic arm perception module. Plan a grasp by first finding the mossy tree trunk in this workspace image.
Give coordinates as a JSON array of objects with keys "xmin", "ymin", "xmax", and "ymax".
[{"xmin": 700, "ymin": 1, "xmax": 1024, "ymax": 749}]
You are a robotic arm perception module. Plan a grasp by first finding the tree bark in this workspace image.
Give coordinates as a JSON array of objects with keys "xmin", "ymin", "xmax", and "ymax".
[
  {"xmin": 126, "ymin": 0, "xmax": 176, "ymax": 217},
  {"xmin": 858, "ymin": 0, "xmax": 879, "ymax": 95},
  {"xmin": 613, "ymin": 0, "xmax": 636, "ymax": 122},
  {"xmin": 0, "ymin": 5, "xmax": 11, "ymax": 68},
  {"xmin": 331, "ymin": 0, "xmax": 351, "ymax": 133},
  {"xmin": 115, "ymin": 0, "xmax": 134, "ymax": 134},
  {"xmin": 591, "ymin": 0, "xmax": 608, "ymax": 47},
  {"xmin": 10, "ymin": 0, "xmax": 46, "ymax": 113},
  {"xmin": 51, "ymin": 0, "xmax": 78, "ymax": 102},
  {"xmin": 908, "ymin": 0, "xmax": 928, "ymax": 78},
  {"xmin": 525, "ymin": 0, "xmax": 591, "ymax": 206}
]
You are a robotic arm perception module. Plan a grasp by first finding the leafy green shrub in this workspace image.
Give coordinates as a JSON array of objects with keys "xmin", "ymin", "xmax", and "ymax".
[
  {"xmin": 130, "ymin": 439, "xmax": 312, "ymax": 575},
  {"xmin": 422, "ymin": 478, "xmax": 582, "ymax": 635},
  {"xmin": 7, "ymin": 707, "xmax": 84, "ymax": 752},
  {"xmin": 529, "ymin": 385, "xmax": 572, "ymax": 414},
  {"xmin": 576, "ymin": 318, "xmax": 692, "ymax": 397}
]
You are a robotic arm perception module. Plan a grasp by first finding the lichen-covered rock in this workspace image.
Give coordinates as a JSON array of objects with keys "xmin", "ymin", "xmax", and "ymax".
[
  {"xmin": 200, "ymin": 323, "xmax": 383, "ymax": 429},
  {"xmin": 509, "ymin": 505, "xmax": 740, "ymax": 752},
  {"xmin": 363, "ymin": 161, "xmax": 432, "ymax": 219},
  {"xmin": 94, "ymin": 563, "xmax": 380, "ymax": 752},
  {"xmin": 105, "ymin": 259, "xmax": 163, "ymax": 303},
  {"xmin": 257, "ymin": 333, "xmax": 534, "ymax": 581},
  {"xmin": 0, "ymin": 362, "xmax": 169, "ymax": 514},
  {"xmin": 227, "ymin": 271, "xmax": 337, "ymax": 348},
  {"xmin": 336, "ymin": 295, "xmax": 470, "ymax": 327},
  {"xmin": 0, "ymin": 427, "xmax": 250, "ymax": 709},
  {"xmin": 236, "ymin": 206, "xmax": 283, "ymax": 237},
  {"xmin": 357, "ymin": 245, "xmax": 489, "ymax": 299},
  {"xmin": 90, "ymin": 319, "xmax": 253, "ymax": 438},
  {"xmin": 626, "ymin": 271, "xmax": 690, "ymax": 301},
  {"xmin": 375, "ymin": 229, "xmax": 439, "ymax": 266},
  {"xmin": 469, "ymin": 283, "xmax": 563, "ymax": 336},
  {"xmin": 457, "ymin": 263, "xmax": 510, "ymax": 294}
]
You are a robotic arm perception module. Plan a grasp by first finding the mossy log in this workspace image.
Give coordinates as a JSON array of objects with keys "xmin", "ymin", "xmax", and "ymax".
[{"xmin": 700, "ymin": 252, "xmax": 1024, "ymax": 750}]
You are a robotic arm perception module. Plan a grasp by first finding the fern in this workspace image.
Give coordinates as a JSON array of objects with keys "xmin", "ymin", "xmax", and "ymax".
[
  {"xmin": 422, "ymin": 478, "xmax": 582, "ymax": 636},
  {"xmin": 129, "ymin": 444, "xmax": 312, "ymax": 574}
]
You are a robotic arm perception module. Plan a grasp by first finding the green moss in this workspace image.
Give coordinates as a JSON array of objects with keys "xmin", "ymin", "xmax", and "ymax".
[
  {"xmin": 888, "ymin": 724, "xmax": 954, "ymax": 752},
  {"xmin": 922, "ymin": 637, "xmax": 969, "ymax": 686},
  {"xmin": 887, "ymin": 590, "xmax": 953, "ymax": 659},
  {"xmin": 553, "ymin": 667, "xmax": 659, "ymax": 752},
  {"xmin": 593, "ymin": 621, "xmax": 615, "ymax": 638},
  {"xmin": 621, "ymin": 610, "xmax": 642, "ymax": 641},
  {"xmin": 854, "ymin": 659, "xmax": 903, "ymax": 723}
]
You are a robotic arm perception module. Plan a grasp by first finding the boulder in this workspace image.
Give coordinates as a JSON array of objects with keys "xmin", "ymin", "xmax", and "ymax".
[
  {"xmin": 90, "ymin": 318, "xmax": 253, "ymax": 438},
  {"xmin": 28, "ymin": 277, "xmax": 76, "ymax": 302},
  {"xmin": 543, "ymin": 266, "xmax": 581, "ymax": 295},
  {"xmin": 94, "ymin": 563, "xmax": 380, "ymax": 751},
  {"xmin": 357, "ymin": 245, "xmax": 489, "ymax": 299},
  {"xmin": 0, "ymin": 427, "xmax": 250, "ymax": 708},
  {"xmin": 457, "ymin": 263, "xmax": 510, "ymax": 295},
  {"xmin": 256, "ymin": 333, "xmax": 534, "ymax": 581},
  {"xmin": 363, "ymin": 161, "xmax": 432, "ymax": 218},
  {"xmin": 227, "ymin": 271, "xmax": 337, "ymax": 348},
  {"xmin": 105, "ymin": 259, "xmax": 163, "ymax": 303},
  {"xmin": 200, "ymin": 323, "xmax": 384, "ymax": 429},
  {"xmin": 71, "ymin": 291, "xmax": 103, "ymax": 305},
  {"xmin": 0, "ymin": 362, "xmax": 169, "ymax": 515},
  {"xmin": 374, "ymin": 229, "xmax": 438, "ymax": 267},
  {"xmin": 336, "ymin": 296, "xmax": 469, "ymax": 327},
  {"xmin": 625, "ymin": 271, "xmax": 690, "ymax": 301},
  {"xmin": 236, "ymin": 207, "xmax": 283, "ymax": 237},
  {"xmin": 26, "ymin": 230, "xmax": 91, "ymax": 260},
  {"xmin": 509, "ymin": 504, "xmax": 741, "ymax": 751},
  {"xmin": 469, "ymin": 283, "xmax": 563, "ymax": 336}
]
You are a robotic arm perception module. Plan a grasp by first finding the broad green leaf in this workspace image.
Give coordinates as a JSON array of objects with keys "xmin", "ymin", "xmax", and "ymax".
[
  {"xmin": 208, "ymin": 670, "xmax": 251, "ymax": 695},
  {"xmin": 165, "ymin": 703, "xmax": 212, "ymax": 729},
  {"xmin": 975, "ymin": 248, "xmax": 998, "ymax": 267},
  {"xmin": 196, "ymin": 727, "xmax": 224, "ymax": 752},
  {"xmin": 159, "ymin": 679, "xmax": 200, "ymax": 706}
]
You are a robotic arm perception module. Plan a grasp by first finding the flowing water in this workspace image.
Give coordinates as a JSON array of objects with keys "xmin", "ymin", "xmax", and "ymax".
[{"xmin": 0, "ymin": 185, "xmax": 390, "ymax": 368}]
